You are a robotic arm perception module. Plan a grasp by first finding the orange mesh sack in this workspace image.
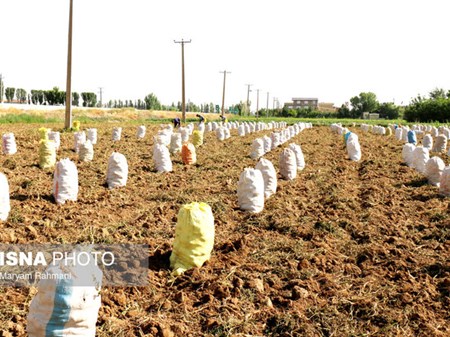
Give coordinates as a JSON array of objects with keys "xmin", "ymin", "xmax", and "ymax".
[{"xmin": 182, "ymin": 143, "xmax": 197, "ymax": 165}]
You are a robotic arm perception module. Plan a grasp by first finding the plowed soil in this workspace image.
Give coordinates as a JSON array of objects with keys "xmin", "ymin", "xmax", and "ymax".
[{"xmin": 0, "ymin": 122, "xmax": 449, "ymax": 337}]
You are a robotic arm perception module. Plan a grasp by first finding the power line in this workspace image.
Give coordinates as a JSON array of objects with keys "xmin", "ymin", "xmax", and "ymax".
[
  {"xmin": 220, "ymin": 70, "xmax": 231, "ymax": 117},
  {"xmin": 174, "ymin": 38, "xmax": 191, "ymax": 124}
]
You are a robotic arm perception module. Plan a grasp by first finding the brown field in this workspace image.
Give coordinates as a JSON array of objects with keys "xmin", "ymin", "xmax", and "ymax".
[{"xmin": 0, "ymin": 122, "xmax": 449, "ymax": 336}]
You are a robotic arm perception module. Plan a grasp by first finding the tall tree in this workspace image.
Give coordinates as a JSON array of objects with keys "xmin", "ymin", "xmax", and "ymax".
[
  {"xmin": 144, "ymin": 93, "xmax": 161, "ymax": 110},
  {"xmin": 0, "ymin": 77, "xmax": 4, "ymax": 102},
  {"xmin": 429, "ymin": 88, "xmax": 447, "ymax": 100},
  {"xmin": 72, "ymin": 92, "xmax": 80, "ymax": 106},
  {"xmin": 5, "ymin": 87, "xmax": 15, "ymax": 102},
  {"xmin": 350, "ymin": 92, "xmax": 379, "ymax": 117},
  {"xmin": 81, "ymin": 92, "xmax": 97, "ymax": 107},
  {"xmin": 16, "ymin": 88, "xmax": 27, "ymax": 103}
]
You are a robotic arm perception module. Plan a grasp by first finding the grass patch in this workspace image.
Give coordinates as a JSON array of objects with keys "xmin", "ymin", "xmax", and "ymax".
[{"xmin": 0, "ymin": 113, "xmax": 61, "ymax": 124}]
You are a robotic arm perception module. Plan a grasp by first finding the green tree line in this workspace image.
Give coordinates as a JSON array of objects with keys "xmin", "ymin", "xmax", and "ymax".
[{"xmin": 404, "ymin": 88, "xmax": 450, "ymax": 123}]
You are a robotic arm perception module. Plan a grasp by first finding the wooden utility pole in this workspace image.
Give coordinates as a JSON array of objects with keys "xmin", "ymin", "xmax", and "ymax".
[
  {"xmin": 174, "ymin": 39, "xmax": 191, "ymax": 124},
  {"xmin": 220, "ymin": 70, "xmax": 231, "ymax": 117},
  {"xmin": 65, "ymin": 0, "xmax": 73, "ymax": 129}
]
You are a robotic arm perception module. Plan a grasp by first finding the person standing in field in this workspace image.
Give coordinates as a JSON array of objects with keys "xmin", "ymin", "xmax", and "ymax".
[
  {"xmin": 173, "ymin": 117, "xmax": 181, "ymax": 128},
  {"xmin": 196, "ymin": 114, "xmax": 205, "ymax": 125}
]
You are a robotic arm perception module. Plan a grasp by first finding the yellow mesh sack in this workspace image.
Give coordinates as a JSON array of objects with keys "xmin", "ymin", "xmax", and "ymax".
[
  {"xmin": 386, "ymin": 127, "xmax": 392, "ymax": 136},
  {"xmin": 38, "ymin": 127, "xmax": 49, "ymax": 140},
  {"xmin": 192, "ymin": 130, "xmax": 203, "ymax": 147},
  {"xmin": 73, "ymin": 120, "xmax": 81, "ymax": 131},
  {"xmin": 170, "ymin": 202, "xmax": 215, "ymax": 276},
  {"xmin": 39, "ymin": 139, "xmax": 56, "ymax": 170}
]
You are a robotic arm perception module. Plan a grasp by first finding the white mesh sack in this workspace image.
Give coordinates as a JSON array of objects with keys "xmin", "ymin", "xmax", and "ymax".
[
  {"xmin": 2, "ymin": 133, "xmax": 17, "ymax": 155},
  {"xmin": 425, "ymin": 156, "xmax": 445, "ymax": 186},
  {"xmin": 255, "ymin": 158, "xmax": 277, "ymax": 199},
  {"xmin": 439, "ymin": 166, "xmax": 450, "ymax": 196},
  {"xmin": 137, "ymin": 125, "xmax": 146, "ymax": 139},
  {"xmin": 153, "ymin": 143, "xmax": 173, "ymax": 173},
  {"xmin": 346, "ymin": 133, "xmax": 362, "ymax": 161},
  {"xmin": 112, "ymin": 127, "xmax": 122, "ymax": 141},
  {"xmin": 238, "ymin": 125, "xmax": 246, "ymax": 137},
  {"xmin": 262, "ymin": 136, "xmax": 272, "ymax": 154},
  {"xmin": 250, "ymin": 138, "xmax": 265, "ymax": 159},
  {"xmin": 216, "ymin": 127, "xmax": 225, "ymax": 141},
  {"xmin": 412, "ymin": 146, "xmax": 429, "ymax": 174},
  {"xmin": 87, "ymin": 128, "xmax": 97, "ymax": 145},
  {"xmin": 198, "ymin": 123, "xmax": 205, "ymax": 133},
  {"xmin": 186, "ymin": 123, "xmax": 194, "ymax": 135},
  {"xmin": 271, "ymin": 132, "xmax": 281, "ymax": 149},
  {"xmin": 224, "ymin": 127, "xmax": 231, "ymax": 139},
  {"xmin": 27, "ymin": 250, "xmax": 102, "ymax": 337},
  {"xmin": 431, "ymin": 127, "xmax": 439, "ymax": 138},
  {"xmin": 279, "ymin": 148, "xmax": 297, "ymax": 180},
  {"xmin": 179, "ymin": 127, "xmax": 190, "ymax": 143},
  {"xmin": 402, "ymin": 144, "xmax": 416, "ymax": 167},
  {"xmin": 157, "ymin": 130, "xmax": 172, "ymax": 146},
  {"xmin": 53, "ymin": 158, "xmax": 78, "ymax": 205},
  {"xmin": 48, "ymin": 131, "xmax": 61, "ymax": 151},
  {"xmin": 433, "ymin": 135, "xmax": 447, "ymax": 153},
  {"xmin": 288, "ymin": 143, "xmax": 306, "ymax": 171},
  {"xmin": 78, "ymin": 140, "xmax": 94, "ymax": 162},
  {"xmin": 74, "ymin": 131, "xmax": 86, "ymax": 153},
  {"xmin": 422, "ymin": 134, "xmax": 433, "ymax": 151},
  {"xmin": 395, "ymin": 127, "xmax": 403, "ymax": 141},
  {"xmin": 206, "ymin": 123, "xmax": 212, "ymax": 132},
  {"xmin": 401, "ymin": 127, "xmax": 409, "ymax": 142},
  {"xmin": 106, "ymin": 152, "xmax": 128, "ymax": 189},
  {"xmin": 237, "ymin": 168, "xmax": 264, "ymax": 213},
  {"xmin": 170, "ymin": 132, "xmax": 182, "ymax": 154},
  {"xmin": 0, "ymin": 173, "xmax": 10, "ymax": 221}
]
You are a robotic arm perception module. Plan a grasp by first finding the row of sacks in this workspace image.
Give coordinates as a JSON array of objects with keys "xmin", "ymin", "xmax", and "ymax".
[
  {"xmin": 1, "ymin": 152, "xmax": 130, "ymax": 214},
  {"xmin": 330, "ymin": 125, "xmax": 362, "ymax": 161},
  {"xmin": 54, "ymin": 152, "xmax": 128, "ymax": 204},
  {"xmin": 238, "ymin": 143, "xmax": 306, "ymax": 213},
  {"xmin": 391, "ymin": 125, "xmax": 450, "ymax": 154},
  {"xmin": 25, "ymin": 201, "xmax": 214, "ymax": 336},
  {"xmin": 250, "ymin": 123, "xmax": 312, "ymax": 159},
  {"xmin": 153, "ymin": 124, "xmax": 201, "ymax": 172},
  {"xmin": 402, "ymin": 144, "xmax": 450, "ymax": 195},
  {"xmin": 361, "ymin": 123, "xmax": 450, "ymax": 155},
  {"xmin": 153, "ymin": 140, "xmax": 198, "ymax": 172},
  {"xmin": 361, "ymin": 124, "xmax": 393, "ymax": 137}
]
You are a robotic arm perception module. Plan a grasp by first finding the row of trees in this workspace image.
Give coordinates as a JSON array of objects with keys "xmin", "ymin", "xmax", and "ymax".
[
  {"xmin": 0, "ymin": 85, "xmax": 223, "ymax": 113},
  {"xmin": 1, "ymin": 86, "xmax": 98, "ymax": 107},
  {"xmin": 404, "ymin": 88, "xmax": 450, "ymax": 123}
]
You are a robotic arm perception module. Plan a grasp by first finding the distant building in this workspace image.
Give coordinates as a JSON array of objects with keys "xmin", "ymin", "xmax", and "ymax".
[{"xmin": 284, "ymin": 97, "xmax": 319, "ymax": 110}]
